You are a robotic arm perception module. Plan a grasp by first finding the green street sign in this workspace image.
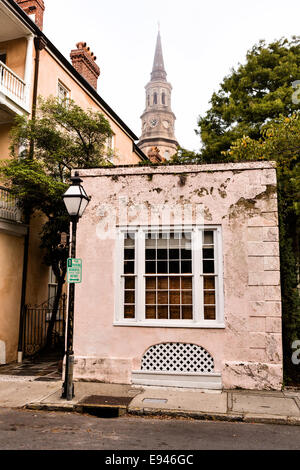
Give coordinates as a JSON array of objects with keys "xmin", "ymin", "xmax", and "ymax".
[{"xmin": 67, "ymin": 258, "xmax": 82, "ymax": 284}]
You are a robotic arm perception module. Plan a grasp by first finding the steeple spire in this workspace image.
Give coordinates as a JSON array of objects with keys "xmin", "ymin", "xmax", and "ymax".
[
  {"xmin": 151, "ymin": 30, "xmax": 167, "ymax": 81},
  {"xmin": 138, "ymin": 28, "xmax": 178, "ymax": 160}
]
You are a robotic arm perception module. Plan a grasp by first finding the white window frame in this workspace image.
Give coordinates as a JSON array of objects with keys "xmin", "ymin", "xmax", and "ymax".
[
  {"xmin": 106, "ymin": 134, "xmax": 115, "ymax": 162},
  {"xmin": 57, "ymin": 80, "xmax": 70, "ymax": 104},
  {"xmin": 114, "ymin": 225, "xmax": 225, "ymax": 328}
]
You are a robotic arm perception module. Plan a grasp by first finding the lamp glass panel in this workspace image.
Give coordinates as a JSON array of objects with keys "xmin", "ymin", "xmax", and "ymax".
[
  {"xmin": 78, "ymin": 197, "xmax": 89, "ymax": 217},
  {"xmin": 63, "ymin": 185, "xmax": 82, "ymax": 216}
]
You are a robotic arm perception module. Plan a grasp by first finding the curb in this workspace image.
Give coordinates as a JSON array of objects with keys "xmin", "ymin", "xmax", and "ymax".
[{"xmin": 25, "ymin": 402, "xmax": 300, "ymax": 426}]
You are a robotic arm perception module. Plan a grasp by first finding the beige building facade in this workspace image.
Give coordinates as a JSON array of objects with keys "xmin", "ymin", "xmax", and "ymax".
[{"xmin": 0, "ymin": 0, "xmax": 147, "ymax": 364}]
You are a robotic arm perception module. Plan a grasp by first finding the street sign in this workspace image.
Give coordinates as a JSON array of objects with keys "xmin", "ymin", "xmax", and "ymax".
[{"xmin": 67, "ymin": 258, "xmax": 82, "ymax": 284}]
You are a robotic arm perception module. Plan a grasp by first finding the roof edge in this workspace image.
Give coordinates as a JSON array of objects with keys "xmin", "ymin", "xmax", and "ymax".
[{"xmin": 3, "ymin": 0, "xmax": 139, "ymax": 142}]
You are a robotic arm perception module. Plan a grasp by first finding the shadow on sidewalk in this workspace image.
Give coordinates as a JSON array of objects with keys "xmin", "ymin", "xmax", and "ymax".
[{"xmin": 0, "ymin": 349, "xmax": 63, "ymax": 382}]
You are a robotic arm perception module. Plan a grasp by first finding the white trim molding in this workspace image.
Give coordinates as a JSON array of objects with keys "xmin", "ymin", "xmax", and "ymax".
[
  {"xmin": 114, "ymin": 225, "xmax": 225, "ymax": 329},
  {"xmin": 131, "ymin": 370, "xmax": 222, "ymax": 389}
]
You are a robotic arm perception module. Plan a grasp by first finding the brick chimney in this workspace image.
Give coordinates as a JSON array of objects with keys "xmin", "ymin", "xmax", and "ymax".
[
  {"xmin": 70, "ymin": 42, "xmax": 100, "ymax": 90},
  {"xmin": 15, "ymin": 0, "xmax": 45, "ymax": 30}
]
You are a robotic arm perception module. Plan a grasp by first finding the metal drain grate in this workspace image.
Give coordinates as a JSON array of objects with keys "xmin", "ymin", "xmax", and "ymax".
[{"xmin": 79, "ymin": 395, "xmax": 133, "ymax": 407}]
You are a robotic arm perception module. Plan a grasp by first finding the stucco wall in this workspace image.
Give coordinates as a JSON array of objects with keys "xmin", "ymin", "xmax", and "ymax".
[
  {"xmin": 0, "ymin": 231, "xmax": 24, "ymax": 364},
  {"xmin": 73, "ymin": 162, "xmax": 283, "ymax": 390},
  {"xmin": 0, "ymin": 38, "xmax": 27, "ymax": 80},
  {"xmin": 38, "ymin": 49, "xmax": 140, "ymax": 165}
]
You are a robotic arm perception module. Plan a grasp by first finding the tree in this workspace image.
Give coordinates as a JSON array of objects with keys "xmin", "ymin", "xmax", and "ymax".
[
  {"xmin": 224, "ymin": 114, "xmax": 300, "ymax": 384},
  {"xmin": 0, "ymin": 97, "xmax": 112, "ymax": 349},
  {"xmin": 171, "ymin": 146, "xmax": 202, "ymax": 164},
  {"xmin": 197, "ymin": 37, "xmax": 300, "ymax": 161}
]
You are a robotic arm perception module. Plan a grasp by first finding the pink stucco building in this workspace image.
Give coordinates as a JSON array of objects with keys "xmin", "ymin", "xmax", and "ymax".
[{"xmin": 73, "ymin": 161, "xmax": 283, "ymax": 390}]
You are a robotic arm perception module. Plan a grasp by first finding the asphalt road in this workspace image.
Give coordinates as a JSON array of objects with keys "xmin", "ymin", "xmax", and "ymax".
[{"xmin": 0, "ymin": 407, "xmax": 300, "ymax": 452}]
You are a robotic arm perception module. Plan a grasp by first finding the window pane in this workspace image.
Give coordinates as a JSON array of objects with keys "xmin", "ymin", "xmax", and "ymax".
[
  {"xmin": 181, "ymin": 249, "xmax": 192, "ymax": 260},
  {"xmin": 182, "ymin": 306, "xmax": 193, "ymax": 320},
  {"xmin": 124, "ymin": 305, "xmax": 135, "ymax": 319},
  {"xmin": 170, "ymin": 305, "xmax": 180, "ymax": 319},
  {"xmin": 146, "ymin": 261, "xmax": 156, "ymax": 274},
  {"xmin": 157, "ymin": 261, "xmax": 168, "ymax": 274},
  {"xmin": 146, "ymin": 306, "xmax": 156, "ymax": 319},
  {"xmin": 203, "ymin": 248, "xmax": 214, "ymax": 259},
  {"xmin": 204, "ymin": 306, "xmax": 216, "ymax": 320},
  {"xmin": 204, "ymin": 231, "xmax": 214, "ymax": 245},
  {"xmin": 157, "ymin": 249, "xmax": 167, "ymax": 260},
  {"xmin": 181, "ymin": 260, "xmax": 192, "ymax": 273},
  {"xmin": 170, "ymin": 277, "xmax": 180, "ymax": 290},
  {"xmin": 170, "ymin": 291, "xmax": 180, "ymax": 304},
  {"xmin": 146, "ymin": 277, "xmax": 156, "ymax": 289},
  {"xmin": 157, "ymin": 291, "xmax": 168, "ymax": 304},
  {"xmin": 169, "ymin": 240, "xmax": 180, "ymax": 249},
  {"xmin": 158, "ymin": 277, "xmax": 168, "ymax": 289},
  {"xmin": 203, "ymin": 276, "xmax": 215, "ymax": 289},
  {"xmin": 203, "ymin": 260, "xmax": 215, "ymax": 274},
  {"xmin": 157, "ymin": 305, "xmax": 168, "ymax": 319},
  {"xmin": 125, "ymin": 234, "xmax": 135, "ymax": 247},
  {"xmin": 146, "ymin": 291, "xmax": 156, "ymax": 304},
  {"xmin": 182, "ymin": 290, "xmax": 192, "ymax": 304},
  {"xmin": 125, "ymin": 291, "xmax": 135, "ymax": 304},
  {"xmin": 146, "ymin": 249, "xmax": 156, "ymax": 260},
  {"xmin": 182, "ymin": 277, "xmax": 192, "ymax": 289},
  {"xmin": 146, "ymin": 238, "xmax": 156, "ymax": 248},
  {"xmin": 204, "ymin": 292, "xmax": 215, "ymax": 305},
  {"xmin": 157, "ymin": 237, "xmax": 168, "ymax": 248},
  {"xmin": 169, "ymin": 249, "xmax": 180, "ymax": 259},
  {"xmin": 124, "ymin": 261, "xmax": 135, "ymax": 274},
  {"xmin": 125, "ymin": 249, "xmax": 135, "ymax": 260},
  {"xmin": 169, "ymin": 261, "xmax": 180, "ymax": 273},
  {"xmin": 125, "ymin": 277, "xmax": 135, "ymax": 290}
]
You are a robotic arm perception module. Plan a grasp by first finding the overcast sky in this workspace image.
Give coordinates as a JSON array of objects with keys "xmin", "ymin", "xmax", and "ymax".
[{"xmin": 43, "ymin": 0, "xmax": 300, "ymax": 152}]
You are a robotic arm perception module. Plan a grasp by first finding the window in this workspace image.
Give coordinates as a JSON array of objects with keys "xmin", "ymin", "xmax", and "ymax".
[
  {"xmin": 153, "ymin": 93, "xmax": 157, "ymax": 105},
  {"xmin": 47, "ymin": 267, "xmax": 58, "ymax": 319},
  {"xmin": 57, "ymin": 81, "xmax": 70, "ymax": 104},
  {"xmin": 115, "ymin": 227, "xmax": 224, "ymax": 327},
  {"xmin": 106, "ymin": 134, "xmax": 115, "ymax": 161},
  {"xmin": 0, "ymin": 52, "xmax": 7, "ymax": 64},
  {"xmin": 162, "ymin": 92, "xmax": 166, "ymax": 105}
]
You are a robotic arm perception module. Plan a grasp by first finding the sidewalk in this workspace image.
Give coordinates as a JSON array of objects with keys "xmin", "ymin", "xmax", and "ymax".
[{"xmin": 0, "ymin": 374, "xmax": 299, "ymax": 426}]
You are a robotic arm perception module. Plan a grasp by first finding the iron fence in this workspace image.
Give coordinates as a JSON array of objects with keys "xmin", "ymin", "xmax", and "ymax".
[{"xmin": 22, "ymin": 294, "xmax": 67, "ymax": 357}]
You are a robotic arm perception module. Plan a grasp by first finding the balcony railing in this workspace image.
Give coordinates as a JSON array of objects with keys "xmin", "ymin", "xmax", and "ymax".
[
  {"xmin": 0, "ymin": 186, "xmax": 23, "ymax": 223},
  {"xmin": 0, "ymin": 61, "xmax": 27, "ymax": 108}
]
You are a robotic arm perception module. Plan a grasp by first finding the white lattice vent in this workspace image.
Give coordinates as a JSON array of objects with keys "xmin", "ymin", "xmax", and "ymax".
[{"xmin": 141, "ymin": 342, "xmax": 215, "ymax": 374}]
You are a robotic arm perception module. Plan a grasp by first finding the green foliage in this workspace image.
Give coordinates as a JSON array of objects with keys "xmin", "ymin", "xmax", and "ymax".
[
  {"xmin": 225, "ymin": 114, "xmax": 300, "ymax": 384},
  {"xmin": 171, "ymin": 146, "xmax": 203, "ymax": 164},
  {"xmin": 197, "ymin": 37, "xmax": 300, "ymax": 161}
]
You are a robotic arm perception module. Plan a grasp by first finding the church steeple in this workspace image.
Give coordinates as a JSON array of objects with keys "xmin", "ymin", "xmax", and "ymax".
[
  {"xmin": 151, "ymin": 31, "xmax": 167, "ymax": 82},
  {"xmin": 138, "ymin": 29, "xmax": 178, "ymax": 161}
]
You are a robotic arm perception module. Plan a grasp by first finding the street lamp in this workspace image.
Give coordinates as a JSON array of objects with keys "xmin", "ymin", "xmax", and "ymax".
[{"xmin": 62, "ymin": 173, "xmax": 90, "ymax": 400}]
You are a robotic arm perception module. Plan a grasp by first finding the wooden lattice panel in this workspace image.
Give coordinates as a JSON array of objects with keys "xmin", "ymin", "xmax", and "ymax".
[{"xmin": 141, "ymin": 342, "xmax": 215, "ymax": 373}]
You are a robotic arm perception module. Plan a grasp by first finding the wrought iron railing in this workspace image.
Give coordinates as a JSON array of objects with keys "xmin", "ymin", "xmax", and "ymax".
[
  {"xmin": 0, "ymin": 186, "xmax": 23, "ymax": 222},
  {"xmin": 0, "ymin": 60, "xmax": 27, "ymax": 107},
  {"xmin": 22, "ymin": 294, "xmax": 67, "ymax": 357}
]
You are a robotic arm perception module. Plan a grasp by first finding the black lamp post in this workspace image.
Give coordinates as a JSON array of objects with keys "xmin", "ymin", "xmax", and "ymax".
[{"xmin": 62, "ymin": 174, "xmax": 90, "ymax": 400}]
